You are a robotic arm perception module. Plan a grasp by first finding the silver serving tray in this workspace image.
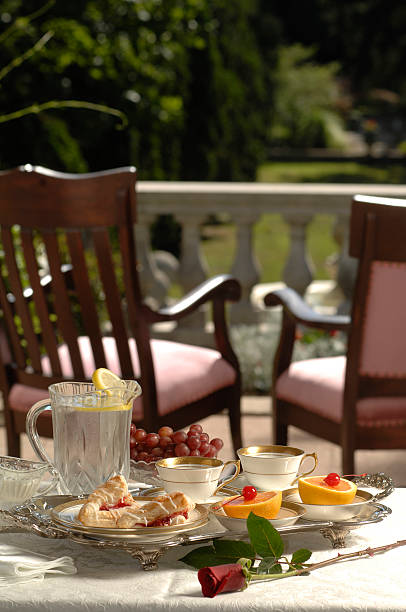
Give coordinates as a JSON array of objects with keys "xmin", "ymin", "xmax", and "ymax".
[{"xmin": 0, "ymin": 488, "xmax": 392, "ymax": 571}]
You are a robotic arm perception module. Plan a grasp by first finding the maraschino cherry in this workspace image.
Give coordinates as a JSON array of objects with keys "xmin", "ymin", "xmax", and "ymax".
[
  {"xmin": 242, "ymin": 485, "xmax": 257, "ymax": 500},
  {"xmin": 323, "ymin": 472, "xmax": 340, "ymax": 487}
]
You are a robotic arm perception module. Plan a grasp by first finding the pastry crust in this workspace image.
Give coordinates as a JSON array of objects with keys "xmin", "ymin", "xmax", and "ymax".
[
  {"xmin": 117, "ymin": 491, "xmax": 195, "ymax": 529},
  {"xmin": 78, "ymin": 474, "xmax": 140, "ymax": 528}
]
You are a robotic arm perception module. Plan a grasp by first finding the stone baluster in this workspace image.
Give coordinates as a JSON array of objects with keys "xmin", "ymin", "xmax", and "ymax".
[
  {"xmin": 175, "ymin": 213, "xmax": 208, "ymax": 329},
  {"xmin": 334, "ymin": 212, "xmax": 359, "ymax": 315},
  {"xmin": 134, "ymin": 212, "xmax": 171, "ymax": 308},
  {"xmin": 230, "ymin": 213, "xmax": 261, "ymax": 324},
  {"xmin": 283, "ymin": 213, "xmax": 314, "ymax": 295}
]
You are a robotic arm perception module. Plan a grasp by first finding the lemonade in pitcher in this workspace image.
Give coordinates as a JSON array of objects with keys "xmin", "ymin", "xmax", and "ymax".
[{"xmin": 26, "ymin": 370, "xmax": 142, "ymax": 496}]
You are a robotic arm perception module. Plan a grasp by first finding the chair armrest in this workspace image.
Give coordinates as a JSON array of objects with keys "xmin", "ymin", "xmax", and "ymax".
[
  {"xmin": 264, "ymin": 287, "xmax": 350, "ymax": 332},
  {"xmin": 142, "ymin": 274, "xmax": 241, "ymax": 323}
]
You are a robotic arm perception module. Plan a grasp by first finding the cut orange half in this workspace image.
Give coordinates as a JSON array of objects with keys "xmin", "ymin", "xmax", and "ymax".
[
  {"xmin": 222, "ymin": 490, "xmax": 282, "ymax": 519},
  {"xmin": 298, "ymin": 475, "xmax": 357, "ymax": 505}
]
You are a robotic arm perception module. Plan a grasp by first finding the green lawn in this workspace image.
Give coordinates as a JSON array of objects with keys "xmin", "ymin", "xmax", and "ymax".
[
  {"xmin": 257, "ymin": 160, "xmax": 406, "ymax": 184},
  {"xmin": 199, "ymin": 160, "xmax": 406, "ymax": 283}
]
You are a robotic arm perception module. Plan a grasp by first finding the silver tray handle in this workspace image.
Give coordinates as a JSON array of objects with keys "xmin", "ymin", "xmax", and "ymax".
[{"xmin": 352, "ymin": 472, "xmax": 395, "ymax": 501}]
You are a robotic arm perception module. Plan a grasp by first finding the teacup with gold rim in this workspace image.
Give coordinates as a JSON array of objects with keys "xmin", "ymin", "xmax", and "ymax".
[
  {"xmin": 156, "ymin": 456, "xmax": 240, "ymax": 503},
  {"xmin": 237, "ymin": 445, "xmax": 317, "ymax": 490}
]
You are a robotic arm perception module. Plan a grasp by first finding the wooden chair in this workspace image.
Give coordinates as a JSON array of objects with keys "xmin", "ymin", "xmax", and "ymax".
[
  {"xmin": 264, "ymin": 194, "xmax": 406, "ymax": 474},
  {"xmin": 0, "ymin": 164, "xmax": 242, "ymax": 457}
]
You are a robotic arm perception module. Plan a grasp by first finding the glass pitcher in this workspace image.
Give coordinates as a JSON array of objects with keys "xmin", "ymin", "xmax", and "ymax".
[{"xmin": 26, "ymin": 380, "xmax": 142, "ymax": 496}]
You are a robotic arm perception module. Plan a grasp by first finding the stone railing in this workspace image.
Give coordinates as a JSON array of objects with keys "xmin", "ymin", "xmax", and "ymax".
[{"xmin": 136, "ymin": 182, "xmax": 406, "ymax": 342}]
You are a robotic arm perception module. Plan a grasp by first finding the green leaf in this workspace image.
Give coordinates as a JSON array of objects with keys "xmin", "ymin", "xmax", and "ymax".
[
  {"xmin": 213, "ymin": 539, "xmax": 256, "ymax": 560},
  {"xmin": 247, "ymin": 512, "xmax": 284, "ymax": 559},
  {"xmin": 269, "ymin": 563, "xmax": 282, "ymax": 574},
  {"xmin": 179, "ymin": 546, "xmax": 237, "ymax": 570},
  {"xmin": 291, "ymin": 548, "xmax": 312, "ymax": 565},
  {"xmin": 256, "ymin": 557, "xmax": 277, "ymax": 573}
]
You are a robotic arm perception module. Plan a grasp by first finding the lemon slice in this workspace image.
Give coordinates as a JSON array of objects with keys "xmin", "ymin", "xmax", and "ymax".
[
  {"xmin": 92, "ymin": 368, "xmax": 126, "ymax": 391},
  {"xmin": 73, "ymin": 368, "xmax": 130, "ymax": 412}
]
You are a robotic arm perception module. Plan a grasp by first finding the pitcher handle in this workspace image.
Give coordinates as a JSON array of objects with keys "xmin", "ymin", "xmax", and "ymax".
[
  {"xmin": 26, "ymin": 399, "xmax": 65, "ymax": 495},
  {"xmin": 26, "ymin": 399, "xmax": 54, "ymax": 465},
  {"xmin": 291, "ymin": 452, "xmax": 318, "ymax": 485},
  {"xmin": 214, "ymin": 460, "xmax": 240, "ymax": 495}
]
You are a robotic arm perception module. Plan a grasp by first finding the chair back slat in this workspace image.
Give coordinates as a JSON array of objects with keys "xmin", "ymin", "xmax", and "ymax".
[
  {"xmin": 0, "ymin": 273, "xmax": 26, "ymax": 369},
  {"xmin": 66, "ymin": 231, "xmax": 107, "ymax": 369},
  {"xmin": 92, "ymin": 228, "xmax": 134, "ymax": 376},
  {"xmin": 20, "ymin": 229, "xmax": 62, "ymax": 376},
  {"xmin": 0, "ymin": 164, "xmax": 141, "ymax": 386},
  {"xmin": 42, "ymin": 230, "xmax": 85, "ymax": 379},
  {"xmin": 1, "ymin": 227, "xmax": 42, "ymax": 371}
]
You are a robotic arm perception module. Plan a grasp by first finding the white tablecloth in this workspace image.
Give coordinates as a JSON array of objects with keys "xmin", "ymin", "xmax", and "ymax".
[{"xmin": 0, "ymin": 488, "xmax": 404, "ymax": 611}]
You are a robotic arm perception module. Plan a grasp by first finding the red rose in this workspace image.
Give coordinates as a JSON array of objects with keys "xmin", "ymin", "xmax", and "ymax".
[{"xmin": 198, "ymin": 563, "xmax": 247, "ymax": 598}]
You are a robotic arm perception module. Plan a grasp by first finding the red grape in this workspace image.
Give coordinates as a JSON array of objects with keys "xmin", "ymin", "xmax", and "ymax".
[
  {"xmin": 199, "ymin": 441, "xmax": 210, "ymax": 455},
  {"xmin": 204, "ymin": 445, "xmax": 217, "ymax": 458},
  {"xmin": 159, "ymin": 436, "xmax": 173, "ymax": 449},
  {"xmin": 187, "ymin": 435, "xmax": 200, "ymax": 450},
  {"xmin": 172, "ymin": 430, "xmax": 187, "ymax": 444},
  {"xmin": 175, "ymin": 443, "xmax": 190, "ymax": 457},
  {"xmin": 130, "ymin": 423, "xmax": 220, "ymax": 464},
  {"xmin": 189, "ymin": 424, "xmax": 203, "ymax": 434},
  {"xmin": 130, "ymin": 448, "xmax": 138, "ymax": 460},
  {"xmin": 210, "ymin": 438, "xmax": 224, "ymax": 451},
  {"xmin": 134, "ymin": 428, "xmax": 147, "ymax": 443},
  {"xmin": 158, "ymin": 426, "xmax": 173, "ymax": 438},
  {"xmin": 145, "ymin": 433, "xmax": 160, "ymax": 448}
]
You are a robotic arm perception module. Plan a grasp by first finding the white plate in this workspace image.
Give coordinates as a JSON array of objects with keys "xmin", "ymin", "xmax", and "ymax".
[
  {"xmin": 209, "ymin": 500, "xmax": 305, "ymax": 532},
  {"xmin": 50, "ymin": 496, "xmax": 208, "ymax": 541},
  {"xmin": 282, "ymin": 488, "xmax": 374, "ymax": 521}
]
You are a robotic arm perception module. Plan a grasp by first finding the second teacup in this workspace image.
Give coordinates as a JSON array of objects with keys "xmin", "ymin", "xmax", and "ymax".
[
  {"xmin": 156, "ymin": 456, "xmax": 240, "ymax": 503},
  {"xmin": 237, "ymin": 445, "xmax": 317, "ymax": 490}
]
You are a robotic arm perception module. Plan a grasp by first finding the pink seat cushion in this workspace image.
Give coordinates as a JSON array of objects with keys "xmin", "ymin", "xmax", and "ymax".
[
  {"xmin": 276, "ymin": 355, "xmax": 406, "ymax": 428},
  {"xmin": 9, "ymin": 337, "xmax": 237, "ymax": 422}
]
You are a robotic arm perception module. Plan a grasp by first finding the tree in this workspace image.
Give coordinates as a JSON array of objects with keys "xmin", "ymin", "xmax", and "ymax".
[{"xmin": 0, "ymin": 0, "xmax": 278, "ymax": 180}]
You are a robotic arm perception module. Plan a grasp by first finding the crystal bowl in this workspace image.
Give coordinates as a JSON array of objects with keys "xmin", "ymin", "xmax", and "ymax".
[{"xmin": 0, "ymin": 455, "xmax": 56, "ymax": 508}]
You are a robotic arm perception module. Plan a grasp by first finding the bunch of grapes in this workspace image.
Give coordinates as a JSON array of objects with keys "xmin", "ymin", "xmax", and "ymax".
[{"xmin": 130, "ymin": 423, "xmax": 224, "ymax": 463}]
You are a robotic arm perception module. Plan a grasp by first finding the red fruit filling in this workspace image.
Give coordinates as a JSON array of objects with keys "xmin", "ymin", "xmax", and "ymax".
[
  {"xmin": 134, "ymin": 510, "xmax": 189, "ymax": 528},
  {"xmin": 100, "ymin": 498, "xmax": 133, "ymax": 511}
]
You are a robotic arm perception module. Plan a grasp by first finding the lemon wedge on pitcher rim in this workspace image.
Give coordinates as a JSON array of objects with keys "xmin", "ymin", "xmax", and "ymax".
[
  {"xmin": 92, "ymin": 367, "xmax": 126, "ymax": 392},
  {"xmin": 74, "ymin": 368, "xmax": 130, "ymax": 412}
]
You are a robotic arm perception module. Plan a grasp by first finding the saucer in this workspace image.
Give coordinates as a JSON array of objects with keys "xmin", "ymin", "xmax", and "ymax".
[
  {"xmin": 282, "ymin": 487, "xmax": 375, "ymax": 521},
  {"xmin": 209, "ymin": 500, "xmax": 305, "ymax": 532}
]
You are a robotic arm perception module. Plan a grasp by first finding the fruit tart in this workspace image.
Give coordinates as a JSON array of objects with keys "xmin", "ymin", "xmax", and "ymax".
[
  {"xmin": 116, "ymin": 491, "xmax": 195, "ymax": 529},
  {"xmin": 78, "ymin": 474, "xmax": 141, "ymax": 528},
  {"xmin": 78, "ymin": 475, "xmax": 195, "ymax": 529}
]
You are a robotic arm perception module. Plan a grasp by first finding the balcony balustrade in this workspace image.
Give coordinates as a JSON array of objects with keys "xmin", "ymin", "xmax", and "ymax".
[{"xmin": 137, "ymin": 182, "xmax": 406, "ymax": 344}]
